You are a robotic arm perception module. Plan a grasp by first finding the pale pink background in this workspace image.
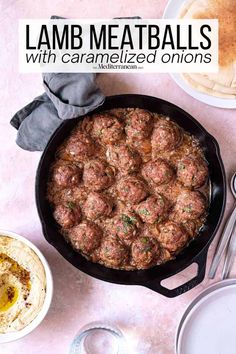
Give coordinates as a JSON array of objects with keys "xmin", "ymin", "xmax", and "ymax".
[{"xmin": 0, "ymin": 1, "xmax": 236, "ymax": 353}]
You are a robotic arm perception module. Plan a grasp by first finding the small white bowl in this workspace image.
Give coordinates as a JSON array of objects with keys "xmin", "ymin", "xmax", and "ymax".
[{"xmin": 0, "ymin": 229, "xmax": 53, "ymax": 343}]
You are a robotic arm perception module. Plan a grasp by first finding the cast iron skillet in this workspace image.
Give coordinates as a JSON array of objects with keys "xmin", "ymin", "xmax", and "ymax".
[{"xmin": 36, "ymin": 94, "xmax": 226, "ymax": 297}]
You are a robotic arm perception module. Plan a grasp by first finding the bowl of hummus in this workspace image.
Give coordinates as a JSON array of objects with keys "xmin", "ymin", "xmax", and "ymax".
[{"xmin": 0, "ymin": 230, "xmax": 53, "ymax": 343}]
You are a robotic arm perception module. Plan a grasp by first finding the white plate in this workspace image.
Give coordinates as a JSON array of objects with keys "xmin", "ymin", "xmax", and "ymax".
[
  {"xmin": 163, "ymin": 0, "xmax": 236, "ymax": 109},
  {"xmin": 176, "ymin": 279, "xmax": 236, "ymax": 354}
]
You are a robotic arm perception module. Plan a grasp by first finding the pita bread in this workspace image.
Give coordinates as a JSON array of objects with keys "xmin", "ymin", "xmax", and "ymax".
[
  {"xmin": 188, "ymin": 74, "xmax": 236, "ymax": 93},
  {"xmin": 178, "ymin": 0, "xmax": 236, "ymax": 99},
  {"xmin": 182, "ymin": 74, "xmax": 236, "ymax": 99}
]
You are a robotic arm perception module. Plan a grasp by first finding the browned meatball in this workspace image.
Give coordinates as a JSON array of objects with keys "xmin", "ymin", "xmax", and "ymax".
[
  {"xmin": 92, "ymin": 114, "xmax": 124, "ymax": 144},
  {"xmin": 131, "ymin": 237, "xmax": 160, "ymax": 269},
  {"xmin": 135, "ymin": 195, "xmax": 167, "ymax": 224},
  {"xmin": 174, "ymin": 190, "xmax": 206, "ymax": 221},
  {"xmin": 110, "ymin": 212, "xmax": 140, "ymax": 244},
  {"xmin": 99, "ymin": 237, "xmax": 128, "ymax": 267},
  {"xmin": 83, "ymin": 159, "xmax": 115, "ymax": 191},
  {"xmin": 177, "ymin": 156, "xmax": 208, "ymax": 188},
  {"xmin": 125, "ymin": 109, "xmax": 153, "ymax": 141},
  {"xmin": 151, "ymin": 119, "xmax": 182, "ymax": 154},
  {"xmin": 65, "ymin": 132, "xmax": 95, "ymax": 161},
  {"xmin": 154, "ymin": 180, "xmax": 183, "ymax": 207},
  {"xmin": 157, "ymin": 221, "xmax": 189, "ymax": 253},
  {"xmin": 106, "ymin": 144, "xmax": 141, "ymax": 175},
  {"xmin": 117, "ymin": 177, "xmax": 148, "ymax": 204},
  {"xmin": 53, "ymin": 203, "xmax": 82, "ymax": 229},
  {"xmin": 142, "ymin": 159, "xmax": 175, "ymax": 186},
  {"xmin": 52, "ymin": 162, "xmax": 82, "ymax": 187},
  {"xmin": 69, "ymin": 221, "xmax": 102, "ymax": 254},
  {"xmin": 83, "ymin": 192, "xmax": 113, "ymax": 220}
]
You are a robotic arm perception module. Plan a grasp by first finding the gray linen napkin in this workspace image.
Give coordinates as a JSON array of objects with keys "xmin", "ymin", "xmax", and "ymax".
[{"xmin": 10, "ymin": 73, "xmax": 105, "ymax": 151}]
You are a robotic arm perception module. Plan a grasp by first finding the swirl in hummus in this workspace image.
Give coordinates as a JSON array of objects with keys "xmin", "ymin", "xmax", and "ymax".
[{"xmin": 0, "ymin": 236, "xmax": 46, "ymax": 333}]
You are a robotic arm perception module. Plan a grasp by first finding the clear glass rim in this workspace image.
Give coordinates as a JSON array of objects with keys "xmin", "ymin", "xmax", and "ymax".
[{"xmin": 69, "ymin": 321, "xmax": 127, "ymax": 354}]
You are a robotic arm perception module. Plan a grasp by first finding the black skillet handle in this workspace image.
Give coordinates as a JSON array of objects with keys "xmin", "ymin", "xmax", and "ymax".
[{"xmin": 146, "ymin": 247, "xmax": 209, "ymax": 298}]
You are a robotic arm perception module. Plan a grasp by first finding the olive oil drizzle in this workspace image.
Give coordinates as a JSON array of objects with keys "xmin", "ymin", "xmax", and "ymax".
[{"xmin": 0, "ymin": 253, "xmax": 31, "ymax": 312}]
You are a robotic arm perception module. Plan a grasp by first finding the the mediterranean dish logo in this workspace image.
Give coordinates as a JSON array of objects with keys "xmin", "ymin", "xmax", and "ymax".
[{"xmin": 19, "ymin": 19, "xmax": 218, "ymax": 73}]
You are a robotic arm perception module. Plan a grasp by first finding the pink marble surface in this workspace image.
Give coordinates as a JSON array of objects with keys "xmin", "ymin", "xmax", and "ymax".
[{"xmin": 0, "ymin": 1, "xmax": 236, "ymax": 353}]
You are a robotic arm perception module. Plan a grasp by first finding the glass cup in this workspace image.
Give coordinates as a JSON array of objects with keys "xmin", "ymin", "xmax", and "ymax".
[{"xmin": 69, "ymin": 321, "xmax": 128, "ymax": 354}]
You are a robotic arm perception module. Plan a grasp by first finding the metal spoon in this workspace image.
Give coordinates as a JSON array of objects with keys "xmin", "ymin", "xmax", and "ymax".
[{"xmin": 208, "ymin": 172, "xmax": 236, "ymax": 279}]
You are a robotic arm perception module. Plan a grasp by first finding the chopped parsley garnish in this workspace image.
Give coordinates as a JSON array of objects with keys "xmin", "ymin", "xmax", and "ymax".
[
  {"xmin": 66, "ymin": 201, "xmax": 75, "ymax": 210},
  {"xmin": 182, "ymin": 206, "xmax": 192, "ymax": 213},
  {"xmin": 139, "ymin": 208, "xmax": 150, "ymax": 216},
  {"xmin": 121, "ymin": 214, "xmax": 137, "ymax": 232},
  {"xmin": 141, "ymin": 239, "xmax": 151, "ymax": 252},
  {"xmin": 178, "ymin": 162, "xmax": 185, "ymax": 170},
  {"xmin": 96, "ymin": 129, "xmax": 103, "ymax": 137}
]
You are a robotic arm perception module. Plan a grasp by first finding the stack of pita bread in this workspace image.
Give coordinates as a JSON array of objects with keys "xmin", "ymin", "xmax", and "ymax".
[{"xmin": 179, "ymin": 0, "xmax": 236, "ymax": 99}]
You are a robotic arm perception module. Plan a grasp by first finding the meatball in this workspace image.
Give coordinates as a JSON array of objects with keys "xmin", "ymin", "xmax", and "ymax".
[
  {"xmin": 69, "ymin": 221, "xmax": 102, "ymax": 254},
  {"xmin": 174, "ymin": 190, "xmax": 206, "ymax": 221},
  {"xmin": 65, "ymin": 132, "xmax": 95, "ymax": 161},
  {"xmin": 125, "ymin": 109, "xmax": 153, "ymax": 141},
  {"xmin": 92, "ymin": 114, "xmax": 124, "ymax": 144},
  {"xmin": 52, "ymin": 162, "xmax": 82, "ymax": 187},
  {"xmin": 135, "ymin": 195, "xmax": 167, "ymax": 224},
  {"xmin": 117, "ymin": 176, "xmax": 148, "ymax": 204},
  {"xmin": 53, "ymin": 203, "xmax": 82, "ymax": 229},
  {"xmin": 142, "ymin": 159, "xmax": 175, "ymax": 186},
  {"xmin": 100, "ymin": 237, "xmax": 128, "ymax": 268},
  {"xmin": 177, "ymin": 156, "xmax": 208, "ymax": 188},
  {"xmin": 151, "ymin": 119, "xmax": 182, "ymax": 154},
  {"xmin": 84, "ymin": 192, "xmax": 113, "ymax": 220},
  {"xmin": 106, "ymin": 144, "xmax": 141, "ymax": 175},
  {"xmin": 131, "ymin": 237, "xmax": 160, "ymax": 269},
  {"xmin": 83, "ymin": 159, "xmax": 115, "ymax": 191},
  {"xmin": 154, "ymin": 180, "xmax": 183, "ymax": 207},
  {"xmin": 157, "ymin": 221, "xmax": 189, "ymax": 253},
  {"xmin": 110, "ymin": 212, "xmax": 140, "ymax": 243}
]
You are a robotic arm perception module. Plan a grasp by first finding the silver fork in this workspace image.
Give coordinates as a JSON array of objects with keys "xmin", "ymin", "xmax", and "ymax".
[{"xmin": 222, "ymin": 228, "xmax": 236, "ymax": 279}]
